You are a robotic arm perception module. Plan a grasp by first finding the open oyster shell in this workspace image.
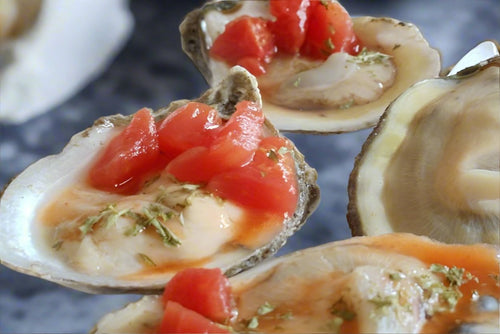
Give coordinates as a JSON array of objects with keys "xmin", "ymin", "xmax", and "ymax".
[
  {"xmin": 180, "ymin": 0, "xmax": 441, "ymax": 133},
  {"xmin": 91, "ymin": 233, "xmax": 500, "ymax": 333},
  {"xmin": 347, "ymin": 56, "xmax": 500, "ymax": 244},
  {"xmin": 0, "ymin": 66, "xmax": 320, "ymax": 294}
]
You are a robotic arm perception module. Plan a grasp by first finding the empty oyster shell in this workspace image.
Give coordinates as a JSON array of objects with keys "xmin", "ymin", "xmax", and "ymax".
[
  {"xmin": 347, "ymin": 56, "xmax": 500, "ymax": 244},
  {"xmin": 0, "ymin": 66, "xmax": 320, "ymax": 294},
  {"xmin": 91, "ymin": 233, "xmax": 500, "ymax": 333},
  {"xmin": 180, "ymin": 0, "xmax": 441, "ymax": 133}
]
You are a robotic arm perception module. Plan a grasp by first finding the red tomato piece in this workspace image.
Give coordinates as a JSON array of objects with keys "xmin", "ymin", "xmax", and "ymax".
[
  {"xmin": 88, "ymin": 108, "xmax": 164, "ymax": 194},
  {"xmin": 237, "ymin": 56, "xmax": 267, "ymax": 76},
  {"xmin": 207, "ymin": 136, "xmax": 298, "ymax": 218},
  {"xmin": 166, "ymin": 101, "xmax": 264, "ymax": 183},
  {"xmin": 162, "ymin": 268, "xmax": 234, "ymax": 324},
  {"xmin": 300, "ymin": 0, "xmax": 361, "ymax": 60},
  {"xmin": 157, "ymin": 102, "xmax": 222, "ymax": 160},
  {"xmin": 269, "ymin": 0, "xmax": 311, "ymax": 54},
  {"xmin": 209, "ymin": 15, "xmax": 276, "ymax": 76},
  {"xmin": 158, "ymin": 301, "xmax": 230, "ymax": 334}
]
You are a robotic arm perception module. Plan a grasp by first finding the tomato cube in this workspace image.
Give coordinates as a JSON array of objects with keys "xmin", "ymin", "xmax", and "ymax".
[
  {"xmin": 88, "ymin": 108, "xmax": 164, "ymax": 194},
  {"xmin": 158, "ymin": 301, "xmax": 230, "ymax": 334},
  {"xmin": 269, "ymin": 0, "xmax": 311, "ymax": 54},
  {"xmin": 210, "ymin": 15, "xmax": 276, "ymax": 76},
  {"xmin": 300, "ymin": 1, "xmax": 360, "ymax": 60},
  {"xmin": 162, "ymin": 268, "xmax": 234, "ymax": 324}
]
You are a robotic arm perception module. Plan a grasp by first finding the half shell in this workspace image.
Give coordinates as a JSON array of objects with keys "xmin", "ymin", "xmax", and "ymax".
[
  {"xmin": 92, "ymin": 233, "xmax": 500, "ymax": 333},
  {"xmin": 180, "ymin": 0, "xmax": 441, "ymax": 133},
  {"xmin": 347, "ymin": 56, "xmax": 500, "ymax": 244},
  {"xmin": 0, "ymin": 66, "xmax": 320, "ymax": 294}
]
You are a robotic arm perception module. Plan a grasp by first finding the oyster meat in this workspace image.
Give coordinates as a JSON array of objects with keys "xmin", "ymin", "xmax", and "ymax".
[
  {"xmin": 92, "ymin": 233, "xmax": 500, "ymax": 333},
  {"xmin": 180, "ymin": 0, "xmax": 441, "ymax": 133},
  {"xmin": 347, "ymin": 55, "xmax": 500, "ymax": 244},
  {"xmin": 0, "ymin": 67, "xmax": 319, "ymax": 294}
]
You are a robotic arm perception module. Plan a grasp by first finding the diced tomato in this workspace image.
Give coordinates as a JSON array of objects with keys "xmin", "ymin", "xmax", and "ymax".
[
  {"xmin": 158, "ymin": 301, "xmax": 230, "ymax": 334},
  {"xmin": 162, "ymin": 268, "xmax": 234, "ymax": 324},
  {"xmin": 300, "ymin": 1, "xmax": 361, "ymax": 60},
  {"xmin": 207, "ymin": 136, "xmax": 298, "ymax": 218},
  {"xmin": 166, "ymin": 101, "xmax": 264, "ymax": 183},
  {"xmin": 157, "ymin": 102, "xmax": 222, "ymax": 160},
  {"xmin": 88, "ymin": 108, "xmax": 164, "ymax": 194},
  {"xmin": 210, "ymin": 15, "xmax": 276, "ymax": 76},
  {"xmin": 237, "ymin": 56, "xmax": 267, "ymax": 76},
  {"xmin": 269, "ymin": 0, "xmax": 311, "ymax": 54}
]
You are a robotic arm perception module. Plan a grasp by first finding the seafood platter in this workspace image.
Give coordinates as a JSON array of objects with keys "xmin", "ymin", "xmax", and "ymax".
[{"xmin": 0, "ymin": 0, "xmax": 498, "ymax": 333}]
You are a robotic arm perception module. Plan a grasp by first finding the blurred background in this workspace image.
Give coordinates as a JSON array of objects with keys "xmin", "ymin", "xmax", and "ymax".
[{"xmin": 0, "ymin": 0, "xmax": 498, "ymax": 332}]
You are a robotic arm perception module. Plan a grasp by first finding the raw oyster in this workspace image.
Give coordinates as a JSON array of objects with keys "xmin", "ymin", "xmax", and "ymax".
[
  {"xmin": 180, "ymin": 0, "xmax": 441, "ymax": 133},
  {"xmin": 347, "ymin": 56, "xmax": 500, "ymax": 244},
  {"xmin": 0, "ymin": 0, "xmax": 133, "ymax": 123},
  {"xmin": 91, "ymin": 233, "xmax": 500, "ymax": 333},
  {"xmin": 0, "ymin": 66, "xmax": 320, "ymax": 294}
]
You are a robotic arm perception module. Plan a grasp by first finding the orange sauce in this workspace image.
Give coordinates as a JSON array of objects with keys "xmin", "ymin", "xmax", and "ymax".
[
  {"xmin": 233, "ymin": 210, "xmax": 284, "ymax": 249},
  {"xmin": 361, "ymin": 233, "xmax": 500, "ymax": 333},
  {"xmin": 123, "ymin": 257, "xmax": 211, "ymax": 280},
  {"xmin": 38, "ymin": 187, "xmax": 87, "ymax": 227}
]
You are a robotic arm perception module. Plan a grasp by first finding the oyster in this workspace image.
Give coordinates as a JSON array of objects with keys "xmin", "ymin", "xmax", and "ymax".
[
  {"xmin": 0, "ymin": 0, "xmax": 133, "ymax": 123},
  {"xmin": 0, "ymin": 66, "xmax": 320, "ymax": 294},
  {"xmin": 92, "ymin": 233, "xmax": 500, "ymax": 333},
  {"xmin": 347, "ymin": 56, "xmax": 500, "ymax": 244},
  {"xmin": 0, "ymin": 0, "xmax": 42, "ymax": 40},
  {"xmin": 180, "ymin": 0, "xmax": 441, "ymax": 133}
]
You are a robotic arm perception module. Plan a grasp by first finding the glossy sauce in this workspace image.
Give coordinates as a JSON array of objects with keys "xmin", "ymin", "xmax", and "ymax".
[{"xmin": 230, "ymin": 234, "xmax": 499, "ymax": 333}]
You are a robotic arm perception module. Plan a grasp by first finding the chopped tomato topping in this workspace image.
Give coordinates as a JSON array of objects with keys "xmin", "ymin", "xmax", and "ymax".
[
  {"xmin": 210, "ymin": 15, "xmax": 276, "ymax": 76},
  {"xmin": 162, "ymin": 268, "xmax": 234, "ymax": 324},
  {"xmin": 269, "ymin": 0, "xmax": 311, "ymax": 54},
  {"xmin": 158, "ymin": 301, "xmax": 230, "ymax": 334},
  {"xmin": 87, "ymin": 108, "xmax": 164, "ymax": 194},
  {"xmin": 157, "ymin": 102, "xmax": 222, "ymax": 160},
  {"xmin": 166, "ymin": 101, "xmax": 264, "ymax": 183},
  {"xmin": 300, "ymin": 1, "xmax": 361, "ymax": 59},
  {"xmin": 207, "ymin": 136, "xmax": 298, "ymax": 218}
]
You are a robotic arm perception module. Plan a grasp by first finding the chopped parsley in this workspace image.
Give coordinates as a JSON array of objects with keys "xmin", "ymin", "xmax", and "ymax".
[
  {"xmin": 79, "ymin": 204, "xmax": 130, "ymax": 235},
  {"xmin": 349, "ymin": 47, "xmax": 392, "ymax": 65},
  {"xmin": 80, "ymin": 203, "xmax": 181, "ymax": 248},
  {"xmin": 430, "ymin": 264, "xmax": 478, "ymax": 287},
  {"xmin": 243, "ymin": 302, "xmax": 292, "ymax": 330},
  {"xmin": 257, "ymin": 301, "xmax": 276, "ymax": 315},
  {"xmin": 137, "ymin": 253, "xmax": 157, "ymax": 267},
  {"xmin": 368, "ymin": 295, "xmax": 395, "ymax": 309},
  {"xmin": 330, "ymin": 298, "xmax": 356, "ymax": 321},
  {"xmin": 51, "ymin": 240, "xmax": 63, "ymax": 251}
]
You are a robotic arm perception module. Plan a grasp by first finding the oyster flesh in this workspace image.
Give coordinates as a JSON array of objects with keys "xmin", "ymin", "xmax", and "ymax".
[
  {"xmin": 0, "ymin": 66, "xmax": 320, "ymax": 294},
  {"xmin": 92, "ymin": 233, "xmax": 500, "ymax": 333},
  {"xmin": 180, "ymin": 0, "xmax": 441, "ymax": 133},
  {"xmin": 347, "ymin": 55, "xmax": 500, "ymax": 244}
]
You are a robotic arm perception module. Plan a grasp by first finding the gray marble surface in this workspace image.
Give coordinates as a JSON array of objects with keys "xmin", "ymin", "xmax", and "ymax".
[{"xmin": 0, "ymin": 0, "xmax": 498, "ymax": 332}]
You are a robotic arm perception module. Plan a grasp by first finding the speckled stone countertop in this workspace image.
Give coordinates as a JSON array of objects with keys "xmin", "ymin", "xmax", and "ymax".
[{"xmin": 0, "ymin": 0, "xmax": 498, "ymax": 332}]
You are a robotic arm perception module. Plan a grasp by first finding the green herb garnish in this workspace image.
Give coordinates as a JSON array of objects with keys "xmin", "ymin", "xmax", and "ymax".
[
  {"xmin": 137, "ymin": 253, "xmax": 157, "ymax": 267},
  {"xmin": 330, "ymin": 299, "xmax": 356, "ymax": 321},
  {"xmin": 79, "ymin": 204, "xmax": 129, "ymax": 235},
  {"xmin": 257, "ymin": 301, "xmax": 276, "ymax": 316},
  {"xmin": 349, "ymin": 47, "xmax": 392, "ymax": 65}
]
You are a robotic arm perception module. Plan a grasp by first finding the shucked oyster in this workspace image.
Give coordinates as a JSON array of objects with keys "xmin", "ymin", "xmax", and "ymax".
[
  {"xmin": 347, "ymin": 55, "xmax": 500, "ymax": 244},
  {"xmin": 92, "ymin": 233, "xmax": 500, "ymax": 333},
  {"xmin": 0, "ymin": 66, "xmax": 320, "ymax": 294},
  {"xmin": 180, "ymin": 0, "xmax": 441, "ymax": 133}
]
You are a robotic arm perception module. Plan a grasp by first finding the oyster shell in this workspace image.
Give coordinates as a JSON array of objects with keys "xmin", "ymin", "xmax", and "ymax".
[
  {"xmin": 347, "ymin": 56, "xmax": 500, "ymax": 244},
  {"xmin": 0, "ymin": 0, "xmax": 133, "ymax": 123},
  {"xmin": 91, "ymin": 233, "xmax": 500, "ymax": 333},
  {"xmin": 0, "ymin": 66, "xmax": 320, "ymax": 294},
  {"xmin": 180, "ymin": 0, "xmax": 441, "ymax": 133}
]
